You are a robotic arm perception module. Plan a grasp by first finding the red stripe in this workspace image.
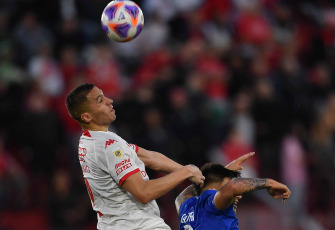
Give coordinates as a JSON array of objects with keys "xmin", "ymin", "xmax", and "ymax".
[
  {"xmin": 119, "ymin": 168, "xmax": 140, "ymax": 186},
  {"xmin": 84, "ymin": 178, "xmax": 95, "ymax": 207},
  {"xmin": 83, "ymin": 130, "xmax": 91, "ymax": 137},
  {"xmin": 84, "ymin": 178, "xmax": 104, "ymax": 217},
  {"xmin": 130, "ymin": 144, "xmax": 139, "ymax": 153}
]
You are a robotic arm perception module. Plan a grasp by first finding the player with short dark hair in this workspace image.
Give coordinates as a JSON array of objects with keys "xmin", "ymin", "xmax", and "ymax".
[
  {"xmin": 66, "ymin": 83, "xmax": 95, "ymax": 122},
  {"xmin": 65, "ymin": 83, "xmax": 206, "ymax": 230},
  {"xmin": 175, "ymin": 162, "xmax": 291, "ymax": 230}
]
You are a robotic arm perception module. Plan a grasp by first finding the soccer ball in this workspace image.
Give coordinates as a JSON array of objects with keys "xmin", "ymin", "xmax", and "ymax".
[{"xmin": 101, "ymin": 0, "xmax": 144, "ymax": 42}]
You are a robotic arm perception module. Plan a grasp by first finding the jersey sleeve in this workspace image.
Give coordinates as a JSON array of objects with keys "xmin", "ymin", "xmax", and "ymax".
[
  {"xmin": 96, "ymin": 141, "xmax": 140, "ymax": 186},
  {"xmin": 128, "ymin": 143, "xmax": 139, "ymax": 153}
]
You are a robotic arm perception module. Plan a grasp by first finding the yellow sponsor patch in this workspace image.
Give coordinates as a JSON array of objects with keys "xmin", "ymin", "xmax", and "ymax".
[{"xmin": 113, "ymin": 148, "xmax": 123, "ymax": 158}]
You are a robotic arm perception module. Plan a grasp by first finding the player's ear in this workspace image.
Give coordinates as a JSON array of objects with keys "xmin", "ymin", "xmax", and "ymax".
[{"xmin": 81, "ymin": 112, "xmax": 92, "ymax": 123}]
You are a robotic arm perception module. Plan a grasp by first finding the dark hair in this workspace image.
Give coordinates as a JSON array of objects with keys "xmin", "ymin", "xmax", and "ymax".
[
  {"xmin": 194, "ymin": 163, "xmax": 241, "ymax": 196},
  {"xmin": 65, "ymin": 83, "xmax": 94, "ymax": 123}
]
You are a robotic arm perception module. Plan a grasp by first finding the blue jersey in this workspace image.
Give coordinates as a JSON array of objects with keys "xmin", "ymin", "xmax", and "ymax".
[{"xmin": 179, "ymin": 190, "xmax": 239, "ymax": 230}]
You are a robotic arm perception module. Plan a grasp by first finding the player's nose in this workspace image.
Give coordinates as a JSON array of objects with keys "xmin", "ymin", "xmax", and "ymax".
[{"xmin": 106, "ymin": 97, "xmax": 113, "ymax": 105}]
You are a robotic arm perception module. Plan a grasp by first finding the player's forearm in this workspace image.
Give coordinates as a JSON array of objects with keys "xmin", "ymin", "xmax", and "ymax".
[
  {"xmin": 230, "ymin": 178, "xmax": 271, "ymax": 196},
  {"xmin": 134, "ymin": 166, "xmax": 193, "ymax": 204},
  {"xmin": 138, "ymin": 148, "xmax": 182, "ymax": 173}
]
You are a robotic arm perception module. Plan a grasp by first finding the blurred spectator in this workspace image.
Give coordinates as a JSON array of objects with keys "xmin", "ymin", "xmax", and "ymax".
[
  {"xmin": 281, "ymin": 123, "xmax": 308, "ymax": 229},
  {"xmin": 0, "ymin": 10, "xmax": 10, "ymax": 41},
  {"xmin": 59, "ymin": 45, "xmax": 83, "ymax": 90},
  {"xmin": 0, "ymin": 135, "xmax": 28, "ymax": 210},
  {"xmin": 19, "ymin": 83, "xmax": 64, "ymax": 175},
  {"xmin": 84, "ymin": 43, "xmax": 121, "ymax": 99},
  {"xmin": 201, "ymin": 11, "xmax": 232, "ymax": 54},
  {"xmin": 309, "ymin": 63, "xmax": 334, "ymax": 111},
  {"xmin": 0, "ymin": 41, "xmax": 26, "ymax": 85},
  {"xmin": 235, "ymin": 2, "xmax": 272, "ymax": 45},
  {"xmin": 166, "ymin": 87, "xmax": 207, "ymax": 165},
  {"xmin": 48, "ymin": 169, "xmax": 91, "ymax": 229},
  {"xmin": 220, "ymin": 129, "xmax": 258, "ymax": 178},
  {"xmin": 200, "ymin": 0, "xmax": 231, "ymax": 22},
  {"xmin": 232, "ymin": 91, "xmax": 255, "ymax": 146},
  {"xmin": 56, "ymin": 18, "xmax": 85, "ymax": 52},
  {"xmin": 13, "ymin": 12, "xmax": 53, "ymax": 67},
  {"xmin": 134, "ymin": 107, "xmax": 170, "ymax": 155},
  {"xmin": 252, "ymin": 79, "xmax": 284, "ymax": 178},
  {"xmin": 28, "ymin": 43, "xmax": 65, "ymax": 97}
]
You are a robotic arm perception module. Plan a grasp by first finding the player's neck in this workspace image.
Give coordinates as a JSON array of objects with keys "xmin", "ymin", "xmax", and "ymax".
[{"xmin": 81, "ymin": 123, "xmax": 109, "ymax": 132}]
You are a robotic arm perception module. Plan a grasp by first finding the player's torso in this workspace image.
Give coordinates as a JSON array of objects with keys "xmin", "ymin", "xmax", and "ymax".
[
  {"xmin": 78, "ymin": 130, "xmax": 170, "ymax": 230},
  {"xmin": 179, "ymin": 190, "xmax": 239, "ymax": 230}
]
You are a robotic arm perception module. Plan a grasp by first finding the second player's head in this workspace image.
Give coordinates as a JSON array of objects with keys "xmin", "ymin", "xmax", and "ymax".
[
  {"xmin": 194, "ymin": 163, "xmax": 240, "ymax": 196},
  {"xmin": 65, "ymin": 83, "xmax": 116, "ymax": 130}
]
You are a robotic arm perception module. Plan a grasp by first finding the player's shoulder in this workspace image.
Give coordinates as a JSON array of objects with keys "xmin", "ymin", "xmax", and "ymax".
[
  {"xmin": 200, "ymin": 190, "xmax": 217, "ymax": 198},
  {"xmin": 179, "ymin": 196, "xmax": 197, "ymax": 215},
  {"xmin": 197, "ymin": 190, "xmax": 217, "ymax": 205},
  {"xmin": 84, "ymin": 130, "xmax": 124, "ymax": 147}
]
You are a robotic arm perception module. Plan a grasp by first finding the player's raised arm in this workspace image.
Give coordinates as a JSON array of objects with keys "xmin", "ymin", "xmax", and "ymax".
[
  {"xmin": 136, "ymin": 147, "xmax": 205, "ymax": 185},
  {"xmin": 213, "ymin": 178, "xmax": 291, "ymax": 210},
  {"xmin": 174, "ymin": 152, "xmax": 255, "ymax": 213},
  {"xmin": 137, "ymin": 147, "xmax": 183, "ymax": 173},
  {"xmin": 122, "ymin": 165, "xmax": 205, "ymax": 204}
]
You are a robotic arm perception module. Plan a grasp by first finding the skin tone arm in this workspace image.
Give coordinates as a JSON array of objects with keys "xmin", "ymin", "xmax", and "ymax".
[
  {"xmin": 213, "ymin": 178, "xmax": 291, "ymax": 210},
  {"xmin": 137, "ymin": 147, "xmax": 183, "ymax": 173},
  {"xmin": 175, "ymin": 152, "xmax": 255, "ymax": 213},
  {"xmin": 175, "ymin": 184, "xmax": 196, "ymax": 214},
  {"xmin": 122, "ymin": 164, "xmax": 205, "ymax": 204}
]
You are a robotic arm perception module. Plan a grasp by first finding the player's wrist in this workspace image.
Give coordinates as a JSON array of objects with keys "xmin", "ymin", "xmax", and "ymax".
[
  {"xmin": 266, "ymin": 178, "xmax": 274, "ymax": 188},
  {"xmin": 184, "ymin": 165, "xmax": 196, "ymax": 178}
]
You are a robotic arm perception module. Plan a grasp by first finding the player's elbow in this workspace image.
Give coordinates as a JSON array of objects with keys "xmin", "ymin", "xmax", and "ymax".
[{"xmin": 132, "ymin": 192, "xmax": 152, "ymax": 204}]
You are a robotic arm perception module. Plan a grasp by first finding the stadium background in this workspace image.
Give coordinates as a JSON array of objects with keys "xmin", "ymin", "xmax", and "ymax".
[{"xmin": 0, "ymin": 0, "xmax": 335, "ymax": 229}]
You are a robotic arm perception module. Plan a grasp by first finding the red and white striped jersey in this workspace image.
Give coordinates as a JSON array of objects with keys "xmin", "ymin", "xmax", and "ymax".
[{"xmin": 78, "ymin": 130, "xmax": 170, "ymax": 230}]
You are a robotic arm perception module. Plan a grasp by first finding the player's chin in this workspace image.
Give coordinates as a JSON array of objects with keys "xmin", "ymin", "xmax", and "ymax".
[{"xmin": 111, "ymin": 114, "xmax": 116, "ymax": 121}]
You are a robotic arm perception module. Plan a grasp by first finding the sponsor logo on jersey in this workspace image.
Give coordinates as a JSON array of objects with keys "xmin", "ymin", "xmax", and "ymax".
[
  {"xmin": 81, "ymin": 164, "xmax": 91, "ymax": 173},
  {"xmin": 105, "ymin": 139, "xmax": 118, "ymax": 148},
  {"xmin": 115, "ymin": 158, "xmax": 132, "ymax": 176},
  {"xmin": 78, "ymin": 147, "xmax": 87, "ymax": 162},
  {"xmin": 181, "ymin": 212, "xmax": 194, "ymax": 224},
  {"xmin": 113, "ymin": 148, "xmax": 124, "ymax": 158}
]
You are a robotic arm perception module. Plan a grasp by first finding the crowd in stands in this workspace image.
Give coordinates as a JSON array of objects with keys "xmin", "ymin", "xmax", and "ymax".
[{"xmin": 0, "ymin": 0, "xmax": 335, "ymax": 229}]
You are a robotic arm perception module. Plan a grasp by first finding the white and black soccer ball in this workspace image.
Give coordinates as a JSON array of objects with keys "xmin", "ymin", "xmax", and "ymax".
[{"xmin": 101, "ymin": 0, "xmax": 144, "ymax": 42}]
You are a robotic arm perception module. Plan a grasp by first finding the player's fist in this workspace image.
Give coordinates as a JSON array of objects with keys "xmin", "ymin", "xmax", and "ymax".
[
  {"xmin": 186, "ymin": 164, "xmax": 205, "ymax": 187},
  {"xmin": 267, "ymin": 179, "xmax": 291, "ymax": 202}
]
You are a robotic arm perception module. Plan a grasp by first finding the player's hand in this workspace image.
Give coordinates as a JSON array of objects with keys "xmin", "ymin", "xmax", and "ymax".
[
  {"xmin": 187, "ymin": 164, "xmax": 205, "ymax": 187},
  {"xmin": 225, "ymin": 152, "xmax": 255, "ymax": 171},
  {"xmin": 267, "ymin": 179, "xmax": 291, "ymax": 203}
]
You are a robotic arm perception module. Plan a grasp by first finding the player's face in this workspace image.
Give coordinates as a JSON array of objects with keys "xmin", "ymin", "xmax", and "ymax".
[{"xmin": 86, "ymin": 86, "xmax": 116, "ymax": 126}]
